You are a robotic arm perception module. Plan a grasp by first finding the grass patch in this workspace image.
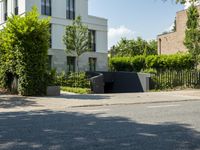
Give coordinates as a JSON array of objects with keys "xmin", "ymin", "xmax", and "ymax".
[{"xmin": 61, "ymin": 86, "xmax": 91, "ymax": 94}]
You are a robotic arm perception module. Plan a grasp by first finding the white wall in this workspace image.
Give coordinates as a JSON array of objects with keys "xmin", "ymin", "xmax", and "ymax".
[
  {"xmin": 26, "ymin": 0, "xmax": 41, "ymax": 13},
  {"xmin": 0, "ymin": 0, "xmax": 26, "ymax": 24},
  {"xmin": 96, "ymin": 31, "xmax": 108, "ymax": 53},
  {"xmin": 19, "ymin": 0, "xmax": 26, "ymax": 14},
  {"xmin": 51, "ymin": 0, "xmax": 66, "ymax": 19},
  {"xmin": 76, "ymin": 0, "xmax": 88, "ymax": 20},
  {"xmin": 52, "ymin": 24, "xmax": 65, "ymax": 50},
  {"xmin": 0, "ymin": 1, "xmax": 3, "ymax": 24}
]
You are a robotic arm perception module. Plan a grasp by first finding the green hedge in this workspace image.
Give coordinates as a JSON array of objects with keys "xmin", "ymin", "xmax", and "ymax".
[
  {"xmin": 109, "ymin": 55, "xmax": 145, "ymax": 72},
  {"xmin": 61, "ymin": 86, "xmax": 91, "ymax": 94},
  {"xmin": 47, "ymin": 70, "xmax": 91, "ymax": 89},
  {"xmin": 110, "ymin": 54, "xmax": 195, "ymax": 72},
  {"xmin": 0, "ymin": 8, "xmax": 50, "ymax": 96}
]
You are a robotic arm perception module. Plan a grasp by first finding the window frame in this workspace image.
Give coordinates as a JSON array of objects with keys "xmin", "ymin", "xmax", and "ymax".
[
  {"xmin": 4, "ymin": 0, "xmax": 8, "ymax": 21},
  {"xmin": 41, "ymin": 0, "xmax": 52, "ymax": 16},
  {"xmin": 14, "ymin": 0, "xmax": 18, "ymax": 15},
  {"xmin": 89, "ymin": 57, "xmax": 97, "ymax": 72},
  {"xmin": 88, "ymin": 30, "xmax": 96, "ymax": 52},
  {"xmin": 67, "ymin": 56, "xmax": 76, "ymax": 72},
  {"xmin": 66, "ymin": 0, "xmax": 75, "ymax": 20}
]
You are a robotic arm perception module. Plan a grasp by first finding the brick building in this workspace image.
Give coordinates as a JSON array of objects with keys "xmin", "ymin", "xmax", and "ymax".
[{"xmin": 157, "ymin": 7, "xmax": 200, "ymax": 55}]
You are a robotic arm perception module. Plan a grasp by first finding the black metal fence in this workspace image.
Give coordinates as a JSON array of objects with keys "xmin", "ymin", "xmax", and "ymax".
[{"xmin": 152, "ymin": 70, "xmax": 200, "ymax": 90}]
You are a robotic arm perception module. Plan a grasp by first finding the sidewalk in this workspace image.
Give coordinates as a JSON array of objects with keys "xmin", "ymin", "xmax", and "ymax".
[{"xmin": 1, "ymin": 90, "xmax": 200, "ymax": 112}]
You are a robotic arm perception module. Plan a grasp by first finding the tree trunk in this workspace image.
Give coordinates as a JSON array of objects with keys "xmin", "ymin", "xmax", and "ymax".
[{"xmin": 77, "ymin": 56, "xmax": 80, "ymax": 73}]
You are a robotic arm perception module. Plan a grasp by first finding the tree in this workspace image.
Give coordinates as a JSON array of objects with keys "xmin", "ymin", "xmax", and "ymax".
[
  {"xmin": 0, "ymin": 7, "xmax": 50, "ymax": 96},
  {"xmin": 184, "ymin": 3, "xmax": 200, "ymax": 66},
  {"xmin": 63, "ymin": 16, "xmax": 91, "ymax": 72},
  {"xmin": 109, "ymin": 37, "xmax": 157, "ymax": 57},
  {"xmin": 162, "ymin": 0, "xmax": 198, "ymax": 4}
]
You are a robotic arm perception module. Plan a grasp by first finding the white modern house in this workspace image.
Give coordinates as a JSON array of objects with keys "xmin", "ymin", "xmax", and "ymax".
[{"xmin": 0, "ymin": 0, "xmax": 108, "ymax": 72}]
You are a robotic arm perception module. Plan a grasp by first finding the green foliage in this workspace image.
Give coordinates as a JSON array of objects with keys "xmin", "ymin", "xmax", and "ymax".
[
  {"xmin": 172, "ymin": 17, "xmax": 176, "ymax": 32},
  {"xmin": 162, "ymin": 0, "xmax": 197, "ymax": 4},
  {"xmin": 109, "ymin": 37, "xmax": 157, "ymax": 57},
  {"xmin": 61, "ymin": 86, "xmax": 91, "ymax": 94},
  {"xmin": 63, "ymin": 16, "xmax": 90, "ymax": 72},
  {"xmin": 109, "ymin": 55, "xmax": 146, "ymax": 72},
  {"xmin": 175, "ymin": 0, "xmax": 197, "ymax": 4},
  {"xmin": 142, "ymin": 68, "xmax": 157, "ymax": 75},
  {"xmin": 48, "ymin": 71, "xmax": 91, "ymax": 88},
  {"xmin": 110, "ymin": 54, "xmax": 195, "ymax": 72},
  {"xmin": 0, "ymin": 7, "xmax": 50, "ymax": 96},
  {"xmin": 46, "ymin": 69, "xmax": 58, "ymax": 86},
  {"xmin": 184, "ymin": 4, "xmax": 200, "ymax": 65}
]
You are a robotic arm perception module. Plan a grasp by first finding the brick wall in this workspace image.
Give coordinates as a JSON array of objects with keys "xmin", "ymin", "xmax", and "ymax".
[{"xmin": 157, "ymin": 6, "xmax": 200, "ymax": 55}]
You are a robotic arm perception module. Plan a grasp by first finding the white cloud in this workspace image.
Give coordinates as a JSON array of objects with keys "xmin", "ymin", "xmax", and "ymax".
[
  {"xmin": 184, "ymin": 0, "xmax": 200, "ymax": 9},
  {"xmin": 108, "ymin": 26, "xmax": 135, "ymax": 49}
]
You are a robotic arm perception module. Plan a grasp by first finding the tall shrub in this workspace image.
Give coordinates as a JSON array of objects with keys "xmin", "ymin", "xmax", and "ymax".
[
  {"xmin": 0, "ymin": 7, "xmax": 50, "ymax": 96},
  {"xmin": 184, "ymin": 4, "xmax": 200, "ymax": 66}
]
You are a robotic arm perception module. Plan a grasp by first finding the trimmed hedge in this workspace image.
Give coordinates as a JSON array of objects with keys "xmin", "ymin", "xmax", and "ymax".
[
  {"xmin": 109, "ymin": 55, "xmax": 145, "ymax": 72},
  {"xmin": 110, "ymin": 54, "xmax": 195, "ymax": 72},
  {"xmin": 0, "ymin": 8, "xmax": 50, "ymax": 96},
  {"xmin": 56, "ymin": 72, "xmax": 91, "ymax": 88},
  {"xmin": 61, "ymin": 86, "xmax": 91, "ymax": 94},
  {"xmin": 47, "ymin": 70, "xmax": 91, "ymax": 89}
]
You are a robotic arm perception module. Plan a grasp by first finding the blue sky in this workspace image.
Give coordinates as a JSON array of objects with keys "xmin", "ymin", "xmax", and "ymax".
[{"xmin": 88, "ymin": 0, "xmax": 187, "ymax": 48}]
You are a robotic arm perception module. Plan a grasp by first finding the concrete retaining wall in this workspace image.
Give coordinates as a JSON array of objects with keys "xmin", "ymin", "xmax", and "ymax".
[{"xmin": 88, "ymin": 72, "xmax": 151, "ymax": 93}]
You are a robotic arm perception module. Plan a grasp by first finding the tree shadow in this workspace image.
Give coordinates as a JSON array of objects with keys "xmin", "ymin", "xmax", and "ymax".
[
  {"xmin": 0, "ymin": 110, "xmax": 199, "ymax": 150},
  {"xmin": 0, "ymin": 96, "xmax": 39, "ymax": 109}
]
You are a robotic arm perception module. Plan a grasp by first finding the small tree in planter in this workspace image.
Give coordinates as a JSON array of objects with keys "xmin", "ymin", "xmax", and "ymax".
[{"xmin": 63, "ymin": 16, "xmax": 91, "ymax": 72}]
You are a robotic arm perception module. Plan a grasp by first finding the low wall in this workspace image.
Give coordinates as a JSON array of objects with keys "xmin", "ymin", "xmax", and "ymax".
[
  {"xmin": 88, "ymin": 72, "xmax": 104, "ymax": 94},
  {"xmin": 87, "ymin": 72, "xmax": 151, "ymax": 93}
]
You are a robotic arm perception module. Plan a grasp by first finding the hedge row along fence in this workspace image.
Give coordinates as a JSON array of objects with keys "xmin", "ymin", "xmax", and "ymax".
[
  {"xmin": 109, "ymin": 54, "xmax": 196, "ymax": 72},
  {"xmin": 152, "ymin": 70, "xmax": 200, "ymax": 90}
]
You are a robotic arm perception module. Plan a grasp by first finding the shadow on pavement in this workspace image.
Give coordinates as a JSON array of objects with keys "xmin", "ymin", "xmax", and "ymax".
[
  {"xmin": 0, "ymin": 96, "xmax": 38, "ymax": 109},
  {"xmin": 0, "ymin": 110, "xmax": 200, "ymax": 150},
  {"xmin": 51, "ymin": 94, "xmax": 111, "ymax": 100}
]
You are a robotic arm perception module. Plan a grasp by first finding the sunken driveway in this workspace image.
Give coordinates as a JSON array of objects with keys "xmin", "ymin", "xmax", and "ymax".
[{"xmin": 0, "ymin": 90, "xmax": 200, "ymax": 150}]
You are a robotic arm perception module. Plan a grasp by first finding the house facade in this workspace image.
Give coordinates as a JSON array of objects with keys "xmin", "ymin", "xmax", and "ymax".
[
  {"xmin": 157, "ymin": 7, "xmax": 200, "ymax": 55},
  {"xmin": 0, "ymin": 0, "xmax": 108, "ymax": 72}
]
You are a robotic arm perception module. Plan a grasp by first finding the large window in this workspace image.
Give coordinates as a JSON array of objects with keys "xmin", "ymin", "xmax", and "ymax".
[
  {"xmin": 14, "ymin": 0, "xmax": 18, "ymax": 15},
  {"xmin": 66, "ymin": 0, "xmax": 75, "ymax": 20},
  {"xmin": 89, "ymin": 58, "xmax": 97, "ymax": 72},
  {"xmin": 89, "ymin": 30, "xmax": 96, "ymax": 52},
  {"xmin": 41, "ymin": 0, "xmax": 51, "ymax": 16},
  {"xmin": 67, "ymin": 56, "xmax": 76, "ymax": 72},
  {"xmin": 4, "ymin": 0, "xmax": 7, "ymax": 21}
]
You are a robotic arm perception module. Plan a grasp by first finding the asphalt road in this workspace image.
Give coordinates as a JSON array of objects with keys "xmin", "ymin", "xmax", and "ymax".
[{"xmin": 0, "ymin": 100, "xmax": 200, "ymax": 150}]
